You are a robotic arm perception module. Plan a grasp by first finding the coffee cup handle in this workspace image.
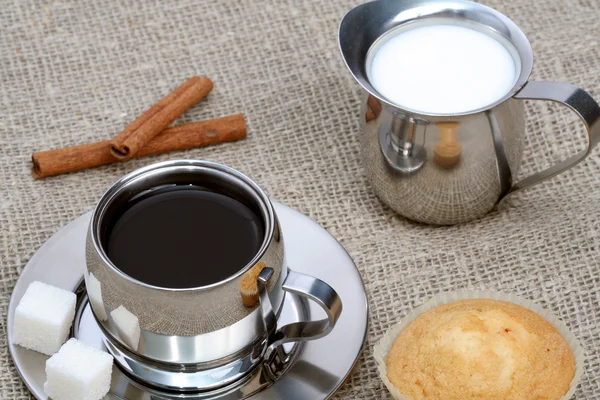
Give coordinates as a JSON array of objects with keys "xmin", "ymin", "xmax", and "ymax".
[
  {"xmin": 508, "ymin": 81, "xmax": 600, "ymax": 194},
  {"xmin": 257, "ymin": 267, "xmax": 343, "ymax": 359}
]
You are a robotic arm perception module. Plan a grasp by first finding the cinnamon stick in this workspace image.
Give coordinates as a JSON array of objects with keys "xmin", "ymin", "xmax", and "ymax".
[
  {"xmin": 32, "ymin": 114, "xmax": 246, "ymax": 179},
  {"xmin": 110, "ymin": 76, "xmax": 214, "ymax": 160}
]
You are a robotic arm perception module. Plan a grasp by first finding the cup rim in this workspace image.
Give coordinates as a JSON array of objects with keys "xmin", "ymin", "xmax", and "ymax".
[
  {"xmin": 89, "ymin": 159, "xmax": 276, "ymax": 293},
  {"xmin": 339, "ymin": 0, "xmax": 535, "ymax": 117}
]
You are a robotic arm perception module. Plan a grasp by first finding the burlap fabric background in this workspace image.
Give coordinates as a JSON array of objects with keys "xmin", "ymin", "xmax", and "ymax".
[{"xmin": 1, "ymin": 0, "xmax": 599, "ymax": 398}]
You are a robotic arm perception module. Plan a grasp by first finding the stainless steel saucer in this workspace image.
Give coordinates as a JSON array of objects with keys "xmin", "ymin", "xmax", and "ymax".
[{"xmin": 8, "ymin": 201, "xmax": 368, "ymax": 399}]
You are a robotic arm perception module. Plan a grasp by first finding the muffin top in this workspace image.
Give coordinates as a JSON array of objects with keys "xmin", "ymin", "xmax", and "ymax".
[{"xmin": 386, "ymin": 299, "xmax": 575, "ymax": 400}]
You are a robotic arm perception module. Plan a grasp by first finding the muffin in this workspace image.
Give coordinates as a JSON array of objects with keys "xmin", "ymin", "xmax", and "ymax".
[{"xmin": 374, "ymin": 292, "xmax": 583, "ymax": 400}]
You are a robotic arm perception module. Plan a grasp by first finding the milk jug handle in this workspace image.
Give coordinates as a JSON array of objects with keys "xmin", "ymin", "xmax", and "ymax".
[{"xmin": 508, "ymin": 80, "xmax": 600, "ymax": 194}]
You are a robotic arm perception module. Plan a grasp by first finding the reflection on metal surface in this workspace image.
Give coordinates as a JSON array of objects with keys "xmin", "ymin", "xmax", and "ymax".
[
  {"xmin": 378, "ymin": 113, "xmax": 428, "ymax": 174},
  {"xmin": 434, "ymin": 122, "xmax": 461, "ymax": 169},
  {"xmin": 365, "ymin": 99, "xmax": 523, "ymax": 224},
  {"xmin": 85, "ymin": 161, "xmax": 344, "ymax": 392},
  {"xmin": 86, "ymin": 272, "xmax": 107, "ymax": 321},
  {"xmin": 96, "ymin": 292, "xmax": 301, "ymax": 394},
  {"xmin": 85, "ymin": 161, "xmax": 286, "ymax": 369},
  {"xmin": 366, "ymin": 95, "xmax": 382, "ymax": 122},
  {"xmin": 8, "ymin": 202, "xmax": 368, "ymax": 399},
  {"xmin": 486, "ymin": 110, "xmax": 513, "ymax": 198},
  {"xmin": 109, "ymin": 305, "xmax": 140, "ymax": 352},
  {"xmin": 285, "ymin": 360, "xmax": 340, "ymax": 393},
  {"xmin": 240, "ymin": 262, "xmax": 268, "ymax": 307},
  {"xmin": 340, "ymin": 0, "xmax": 600, "ymax": 224}
]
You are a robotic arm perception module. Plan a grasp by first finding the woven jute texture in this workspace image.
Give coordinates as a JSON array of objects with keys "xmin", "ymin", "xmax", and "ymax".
[{"xmin": 1, "ymin": 0, "xmax": 599, "ymax": 398}]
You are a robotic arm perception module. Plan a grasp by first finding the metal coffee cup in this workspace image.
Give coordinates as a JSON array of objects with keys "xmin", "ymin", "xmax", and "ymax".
[
  {"xmin": 339, "ymin": 0, "xmax": 600, "ymax": 225},
  {"xmin": 84, "ymin": 160, "xmax": 342, "ymax": 391}
]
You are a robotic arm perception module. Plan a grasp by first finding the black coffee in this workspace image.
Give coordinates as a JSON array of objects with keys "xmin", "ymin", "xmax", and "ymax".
[{"xmin": 104, "ymin": 185, "xmax": 264, "ymax": 289}]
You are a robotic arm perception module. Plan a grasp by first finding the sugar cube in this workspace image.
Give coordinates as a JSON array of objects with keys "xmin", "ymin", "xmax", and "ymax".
[
  {"xmin": 86, "ymin": 272, "xmax": 108, "ymax": 321},
  {"xmin": 44, "ymin": 338, "xmax": 113, "ymax": 400},
  {"xmin": 110, "ymin": 305, "xmax": 140, "ymax": 351},
  {"xmin": 12, "ymin": 281, "xmax": 76, "ymax": 355}
]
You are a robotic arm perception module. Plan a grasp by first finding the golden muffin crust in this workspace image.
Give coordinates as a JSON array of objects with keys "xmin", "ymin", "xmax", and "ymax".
[{"xmin": 387, "ymin": 299, "xmax": 575, "ymax": 400}]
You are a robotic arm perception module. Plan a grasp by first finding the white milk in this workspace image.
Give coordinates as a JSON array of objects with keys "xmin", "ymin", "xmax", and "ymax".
[{"xmin": 368, "ymin": 24, "xmax": 517, "ymax": 114}]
